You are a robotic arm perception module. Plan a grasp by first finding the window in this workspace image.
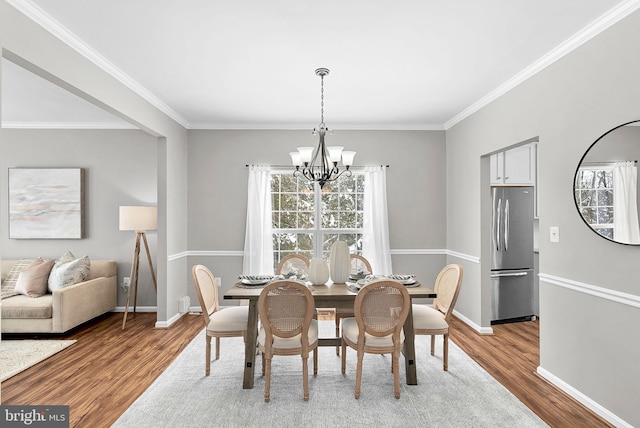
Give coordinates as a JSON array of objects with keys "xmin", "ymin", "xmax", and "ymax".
[
  {"xmin": 575, "ymin": 167, "xmax": 614, "ymax": 239},
  {"xmin": 271, "ymin": 172, "xmax": 364, "ymax": 268}
]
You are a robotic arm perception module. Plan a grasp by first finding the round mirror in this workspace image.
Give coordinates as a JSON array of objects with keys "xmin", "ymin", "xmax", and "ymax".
[{"xmin": 574, "ymin": 120, "xmax": 640, "ymax": 245}]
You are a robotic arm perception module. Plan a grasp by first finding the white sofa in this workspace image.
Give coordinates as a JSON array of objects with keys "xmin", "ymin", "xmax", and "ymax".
[{"xmin": 1, "ymin": 259, "xmax": 117, "ymax": 334}]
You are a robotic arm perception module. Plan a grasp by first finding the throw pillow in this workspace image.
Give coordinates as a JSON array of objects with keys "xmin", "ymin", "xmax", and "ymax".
[
  {"xmin": 48, "ymin": 251, "xmax": 91, "ymax": 292},
  {"xmin": 1, "ymin": 259, "xmax": 32, "ymax": 299},
  {"xmin": 14, "ymin": 258, "xmax": 56, "ymax": 297}
]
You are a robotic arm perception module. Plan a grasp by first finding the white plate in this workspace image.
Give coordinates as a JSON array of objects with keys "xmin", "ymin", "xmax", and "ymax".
[
  {"xmin": 387, "ymin": 274, "xmax": 416, "ymax": 281},
  {"xmin": 240, "ymin": 279, "xmax": 269, "ymax": 286}
]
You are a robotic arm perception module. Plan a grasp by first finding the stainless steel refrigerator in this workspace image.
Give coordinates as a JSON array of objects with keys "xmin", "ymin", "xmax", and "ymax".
[{"xmin": 490, "ymin": 186, "xmax": 535, "ymax": 323}]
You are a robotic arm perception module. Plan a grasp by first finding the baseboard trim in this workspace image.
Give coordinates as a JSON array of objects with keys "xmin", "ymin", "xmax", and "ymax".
[
  {"xmin": 536, "ymin": 366, "xmax": 632, "ymax": 428},
  {"xmin": 113, "ymin": 306, "xmax": 157, "ymax": 313},
  {"xmin": 453, "ymin": 309, "xmax": 493, "ymax": 335},
  {"xmin": 155, "ymin": 312, "xmax": 184, "ymax": 329}
]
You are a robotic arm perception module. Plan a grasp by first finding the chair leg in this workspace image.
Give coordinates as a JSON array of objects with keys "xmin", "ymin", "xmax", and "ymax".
[
  {"xmin": 205, "ymin": 335, "xmax": 211, "ymax": 376},
  {"xmin": 215, "ymin": 337, "xmax": 220, "ymax": 360},
  {"xmin": 355, "ymin": 348, "xmax": 364, "ymax": 399},
  {"xmin": 341, "ymin": 341, "xmax": 347, "ymax": 374},
  {"xmin": 313, "ymin": 347, "xmax": 318, "ymax": 375},
  {"xmin": 392, "ymin": 350, "xmax": 401, "ymax": 399},
  {"xmin": 302, "ymin": 355, "xmax": 309, "ymax": 401},
  {"xmin": 430, "ymin": 334, "xmax": 435, "ymax": 356},
  {"xmin": 262, "ymin": 350, "xmax": 266, "ymax": 376},
  {"xmin": 335, "ymin": 315, "xmax": 340, "ymax": 356},
  {"xmin": 264, "ymin": 356, "xmax": 272, "ymax": 403},
  {"xmin": 443, "ymin": 332, "xmax": 449, "ymax": 371}
]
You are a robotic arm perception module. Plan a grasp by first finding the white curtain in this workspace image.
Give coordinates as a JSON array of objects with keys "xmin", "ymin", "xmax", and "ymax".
[
  {"xmin": 613, "ymin": 161, "xmax": 640, "ymax": 244},
  {"xmin": 362, "ymin": 166, "xmax": 393, "ymax": 275},
  {"xmin": 242, "ymin": 165, "xmax": 274, "ymax": 275}
]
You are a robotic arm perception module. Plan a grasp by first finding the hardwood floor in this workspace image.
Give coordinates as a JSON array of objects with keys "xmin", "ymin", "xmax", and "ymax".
[
  {"xmin": 1, "ymin": 312, "xmax": 203, "ymax": 428},
  {"xmin": 1, "ymin": 312, "xmax": 611, "ymax": 427},
  {"xmin": 448, "ymin": 316, "xmax": 612, "ymax": 428}
]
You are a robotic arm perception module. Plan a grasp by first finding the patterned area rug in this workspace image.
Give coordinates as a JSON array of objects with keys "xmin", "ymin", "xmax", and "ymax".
[
  {"xmin": 114, "ymin": 322, "xmax": 547, "ymax": 427},
  {"xmin": 0, "ymin": 340, "xmax": 76, "ymax": 382}
]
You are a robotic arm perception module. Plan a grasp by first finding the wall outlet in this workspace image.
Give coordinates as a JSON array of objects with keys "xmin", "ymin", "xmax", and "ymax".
[
  {"xmin": 215, "ymin": 277, "xmax": 222, "ymax": 288},
  {"xmin": 121, "ymin": 277, "xmax": 130, "ymax": 291}
]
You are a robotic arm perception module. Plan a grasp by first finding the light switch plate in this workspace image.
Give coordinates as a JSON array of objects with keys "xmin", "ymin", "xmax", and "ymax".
[{"xmin": 550, "ymin": 226, "xmax": 560, "ymax": 242}]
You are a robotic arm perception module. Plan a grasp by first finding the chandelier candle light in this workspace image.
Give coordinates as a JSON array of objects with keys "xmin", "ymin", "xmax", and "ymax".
[{"xmin": 290, "ymin": 68, "xmax": 356, "ymax": 188}]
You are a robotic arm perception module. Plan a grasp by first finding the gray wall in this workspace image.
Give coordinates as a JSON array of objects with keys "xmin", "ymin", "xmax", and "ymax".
[
  {"xmin": 186, "ymin": 129, "xmax": 447, "ymax": 306},
  {"xmin": 446, "ymin": 9, "xmax": 640, "ymax": 426},
  {"xmin": 1, "ymin": 1, "xmax": 190, "ymax": 325},
  {"xmin": 0, "ymin": 129, "xmax": 158, "ymax": 307}
]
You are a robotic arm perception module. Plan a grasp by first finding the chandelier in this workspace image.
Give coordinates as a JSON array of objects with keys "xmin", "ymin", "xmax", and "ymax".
[{"xmin": 290, "ymin": 68, "xmax": 356, "ymax": 188}]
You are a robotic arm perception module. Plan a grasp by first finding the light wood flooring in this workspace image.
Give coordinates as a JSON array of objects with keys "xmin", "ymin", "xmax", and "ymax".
[{"xmin": 1, "ymin": 312, "xmax": 611, "ymax": 427}]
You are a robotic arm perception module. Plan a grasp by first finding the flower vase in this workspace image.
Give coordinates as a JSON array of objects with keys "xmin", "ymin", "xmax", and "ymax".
[
  {"xmin": 308, "ymin": 258, "xmax": 329, "ymax": 285},
  {"xmin": 329, "ymin": 241, "xmax": 350, "ymax": 284}
]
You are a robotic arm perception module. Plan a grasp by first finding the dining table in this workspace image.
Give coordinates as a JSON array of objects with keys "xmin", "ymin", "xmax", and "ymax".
[{"xmin": 224, "ymin": 279, "xmax": 437, "ymax": 389}]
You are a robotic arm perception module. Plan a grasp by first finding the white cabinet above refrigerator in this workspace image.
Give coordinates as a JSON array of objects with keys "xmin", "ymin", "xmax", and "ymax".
[{"xmin": 490, "ymin": 143, "xmax": 536, "ymax": 186}]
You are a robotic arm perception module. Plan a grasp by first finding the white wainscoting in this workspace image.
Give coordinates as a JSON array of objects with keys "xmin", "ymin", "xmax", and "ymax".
[
  {"xmin": 539, "ymin": 273, "xmax": 640, "ymax": 309},
  {"xmin": 538, "ymin": 273, "xmax": 638, "ymax": 428},
  {"xmin": 171, "ymin": 249, "xmax": 481, "ymax": 262}
]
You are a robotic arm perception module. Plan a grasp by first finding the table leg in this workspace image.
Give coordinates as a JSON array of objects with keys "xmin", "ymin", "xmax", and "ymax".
[
  {"xmin": 242, "ymin": 299, "xmax": 259, "ymax": 389},
  {"xmin": 403, "ymin": 302, "xmax": 418, "ymax": 385}
]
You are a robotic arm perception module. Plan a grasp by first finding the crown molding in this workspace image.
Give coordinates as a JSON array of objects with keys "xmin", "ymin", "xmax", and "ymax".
[
  {"xmin": 189, "ymin": 122, "xmax": 446, "ymax": 131},
  {"xmin": 2, "ymin": 121, "xmax": 137, "ymax": 129},
  {"xmin": 7, "ymin": 0, "xmax": 190, "ymax": 129},
  {"xmin": 444, "ymin": 0, "xmax": 640, "ymax": 130}
]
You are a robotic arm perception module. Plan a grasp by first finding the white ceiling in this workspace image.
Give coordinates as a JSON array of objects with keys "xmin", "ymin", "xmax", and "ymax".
[{"xmin": 2, "ymin": 0, "xmax": 638, "ymax": 130}]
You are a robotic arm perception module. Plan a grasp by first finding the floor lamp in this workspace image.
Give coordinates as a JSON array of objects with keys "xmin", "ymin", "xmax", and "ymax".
[{"xmin": 120, "ymin": 206, "xmax": 158, "ymax": 330}]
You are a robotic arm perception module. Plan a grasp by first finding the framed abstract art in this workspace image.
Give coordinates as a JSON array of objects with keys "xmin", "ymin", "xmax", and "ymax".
[{"xmin": 9, "ymin": 168, "xmax": 84, "ymax": 239}]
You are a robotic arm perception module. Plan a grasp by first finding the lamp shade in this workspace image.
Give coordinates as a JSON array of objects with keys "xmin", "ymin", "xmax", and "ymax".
[{"xmin": 119, "ymin": 206, "xmax": 157, "ymax": 232}]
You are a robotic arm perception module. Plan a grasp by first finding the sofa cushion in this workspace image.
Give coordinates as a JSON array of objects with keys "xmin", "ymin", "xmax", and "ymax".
[
  {"xmin": 48, "ymin": 251, "xmax": 91, "ymax": 292},
  {"xmin": 15, "ymin": 258, "xmax": 55, "ymax": 298},
  {"xmin": 1, "ymin": 294, "xmax": 53, "ymax": 319},
  {"xmin": 1, "ymin": 259, "xmax": 32, "ymax": 299}
]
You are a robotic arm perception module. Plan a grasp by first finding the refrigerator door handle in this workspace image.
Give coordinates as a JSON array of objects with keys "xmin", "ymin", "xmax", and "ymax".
[
  {"xmin": 504, "ymin": 198, "xmax": 510, "ymax": 251},
  {"xmin": 496, "ymin": 198, "xmax": 502, "ymax": 251},
  {"xmin": 491, "ymin": 272, "xmax": 528, "ymax": 278}
]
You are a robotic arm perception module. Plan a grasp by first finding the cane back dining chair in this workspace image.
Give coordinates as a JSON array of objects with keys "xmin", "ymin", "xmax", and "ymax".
[
  {"xmin": 335, "ymin": 254, "xmax": 373, "ymax": 355},
  {"xmin": 258, "ymin": 280, "xmax": 318, "ymax": 402},
  {"xmin": 276, "ymin": 254, "xmax": 310, "ymax": 278},
  {"xmin": 276, "ymin": 253, "xmax": 322, "ymax": 373},
  {"xmin": 341, "ymin": 279, "xmax": 410, "ymax": 399},
  {"xmin": 412, "ymin": 263, "xmax": 463, "ymax": 371},
  {"xmin": 192, "ymin": 264, "xmax": 249, "ymax": 376}
]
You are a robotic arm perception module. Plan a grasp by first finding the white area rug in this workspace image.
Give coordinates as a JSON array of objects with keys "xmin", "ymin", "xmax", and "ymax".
[
  {"xmin": 0, "ymin": 339, "xmax": 76, "ymax": 382},
  {"xmin": 114, "ymin": 322, "xmax": 547, "ymax": 427}
]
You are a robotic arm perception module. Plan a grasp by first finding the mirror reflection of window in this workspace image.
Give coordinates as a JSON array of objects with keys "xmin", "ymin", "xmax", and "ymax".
[
  {"xmin": 576, "ymin": 161, "xmax": 640, "ymax": 244},
  {"xmin": 575, "ymin": 120, "xmax": 640, "ymax": 245},
  {"xmin": 575, "ymin": 167, "xmax": 614, "ymax": 239}
]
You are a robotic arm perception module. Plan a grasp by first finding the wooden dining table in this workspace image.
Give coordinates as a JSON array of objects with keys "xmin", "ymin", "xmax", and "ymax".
[{"xmin": 224, "ymin": 280, "xmax": 436, "ymax": 389}]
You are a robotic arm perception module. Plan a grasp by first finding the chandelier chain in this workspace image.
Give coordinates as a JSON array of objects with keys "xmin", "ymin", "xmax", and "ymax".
[{"xmin": 320, "ymin": 73, "xmax": 324, "ymax": 127}]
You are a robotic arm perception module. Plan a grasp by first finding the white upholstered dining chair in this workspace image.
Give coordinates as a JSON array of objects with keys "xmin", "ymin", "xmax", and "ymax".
[
  {"xmin": 341, "ymin": 279, "xmax": 410, "ymax": 399},
  {"xmin": 412, "ymin": 263, "xmax": 463, "ymax": 371},
  {"xmin": 258, "ymin": 280, "xmax": 318, "ymax": 402},
  {"xmin": 192, "ymin": 264, "xmax": 249, "ymax": 376}
]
